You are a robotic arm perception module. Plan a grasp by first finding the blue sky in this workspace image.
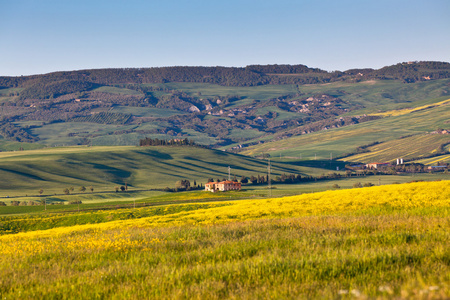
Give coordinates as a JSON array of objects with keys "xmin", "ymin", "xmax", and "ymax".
[{"xmin": 0, "ymin": 0, "xmax": 449, "ymax": 76}]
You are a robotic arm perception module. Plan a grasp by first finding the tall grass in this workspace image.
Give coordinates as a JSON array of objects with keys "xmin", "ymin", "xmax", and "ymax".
[
  {"xmin": 0, "ymin": 215, "xmax": 448, "ymax": 299},
  {"xmin": 0, "ymin": 181, "xmax": 449, "ymax": 299}
]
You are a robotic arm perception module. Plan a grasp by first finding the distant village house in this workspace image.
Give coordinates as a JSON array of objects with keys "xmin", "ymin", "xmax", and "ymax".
[{"xmin": 365, "ymin": 162, "xmax": 390, "ymax": 169}]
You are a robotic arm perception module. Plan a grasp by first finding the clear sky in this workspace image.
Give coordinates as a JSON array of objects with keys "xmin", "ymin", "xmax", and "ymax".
[{"xmin": 0, "ymin": 0, "xmax": 449, "ymax": 76}]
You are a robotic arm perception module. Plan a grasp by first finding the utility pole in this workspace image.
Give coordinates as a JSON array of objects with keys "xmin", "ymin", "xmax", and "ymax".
[{"xmin": 228, "ymin": 166, "xmax": 231, "ymax": 181}]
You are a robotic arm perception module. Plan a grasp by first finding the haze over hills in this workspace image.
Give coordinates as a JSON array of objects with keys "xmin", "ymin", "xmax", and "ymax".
[{"xmin": 0, "ymin": 61, "xmax": 449, "ymax": 164}]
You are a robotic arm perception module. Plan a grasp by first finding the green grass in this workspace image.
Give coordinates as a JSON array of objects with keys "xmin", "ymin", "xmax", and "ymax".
[
  {"xmin": 417, "ymin": 154, "xmax": 450, "ymax": 165},
  {"xmin": 1, "ymin": 181, "xmax": 449, "ymax": 299},
  {"xmin": 297, "ymin": 78, "xmax": 450, "ymax": 110},
  {"xmin": 30, "ymin": 122, "xmax": 138, "ymax": 146},
  {"xmin": 110, "ymin": 106, "xmax": 184, "ymax": 118},
  {"xmin": 91, "ymin": 86, "xmax": 144, "ymax": 95},
  {"xmin": 0, "ymin": 145, "xmax": 324, "ymax": 198},
  {"xmin": 255, "ymin": 106, "xmax": 306, "ymax": 120},
  {"xmin": 2, "ymin": 171, "xmax": 448, "ymax": 217},
  {"xmin": 1, "ymin": 214, "xmax": 449, "ymax": 299},
  {"xmin": 142, "ymin": 82, "xmax": 299, "ymax": 102},
  {"xmin": 0, "ymin": 137, "xmax": 45, "ymax": 151},
  {"xmin": 227, "ymin": 128, "xmax": 264, "ymax": 140}
]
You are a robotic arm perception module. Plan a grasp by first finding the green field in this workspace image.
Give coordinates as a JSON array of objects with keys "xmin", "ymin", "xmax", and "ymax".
[
  {"xmin": 0, "ymin": 146, "xmax": 326, "ymax": 198},
  {"xmin": 0, "ymin": 137, "xmax": 45, "ymax": 151},
  {"xmin": 91, "ymin": 86, "xmax": 144, "ymax": 95},
  {"xmin": 29, "ymin": 122, "xmax": 138, "ymax": 146},
  {"xmin": 110, "ymin": 106, "xmax": 184, "ymax": 118},
  {"xmin": 143, "ymin": 82, "xmax": 299, "ymax": 101},
  {"xmin": 297, "ymin": 79, "xmax": 450, "ymax": 111}
]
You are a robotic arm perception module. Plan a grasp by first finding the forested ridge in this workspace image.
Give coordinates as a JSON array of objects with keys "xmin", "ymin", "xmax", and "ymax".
[{"xmin": 1, "ymin": 61, "xmax": 449, "ymax": 90}]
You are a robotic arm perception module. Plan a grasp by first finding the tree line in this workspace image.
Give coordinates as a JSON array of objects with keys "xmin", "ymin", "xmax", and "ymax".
[
  {"xmin": 2, "ymin": 61, "xmax": 449, "ymax": 91},
  {"xmin": 139, "ymin": 137, "xmax": 200, "ymax": 147}
]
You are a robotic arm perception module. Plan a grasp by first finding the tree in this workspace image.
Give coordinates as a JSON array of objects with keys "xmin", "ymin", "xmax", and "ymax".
[
  {"xmin": 175, "ymin": 179, "xmax": 190, "ymax": 190},
  {"xmin": 89, "ymin": 186, "xmax": 94, "ymax": 193},
  {"xmin": 240, "ymin": 176, "xmax": 248, "ymax": 184},
  {"xmin": 64, "ymin": 188, "xmax": 70, "ymax": 195},
  {"xmin": 115, "ymin": 186, "xmax": 119, "ymax": 193},
  {"xmin": 353, "ymin": 182, "xmax": 362, "ymax": 188},
  {"xmin": 69, "ymin": 186, "xmax": 74, "ymax": 192},
  {"xmin": 120, "ymin": 185, "xmax": 126, "ymax": 192},
  {"xmin": 79, "ymin": 186, "xmax": 86, "ymax": 193},
  {"xmin": 38, "ymin": 188, "xmax": 44, "ymax": 196}
]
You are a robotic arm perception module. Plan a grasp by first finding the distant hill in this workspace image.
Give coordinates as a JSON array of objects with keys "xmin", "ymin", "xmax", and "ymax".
[
  {"xmin": 0, "ymin": 61, "xmax": 449, "ymax": 154},
  {"xmin": 1, "ymin": 61, "xmax": 450, "ymax": 89}
]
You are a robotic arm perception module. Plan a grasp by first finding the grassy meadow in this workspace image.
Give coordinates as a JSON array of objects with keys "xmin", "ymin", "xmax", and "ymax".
[
  {"xmin": 0, "ymin": 181, "xmax": 449, "ymax": 299},
  {"xmin": 0, "ymin": 145, "xmax": 327, "ymax": 198}
]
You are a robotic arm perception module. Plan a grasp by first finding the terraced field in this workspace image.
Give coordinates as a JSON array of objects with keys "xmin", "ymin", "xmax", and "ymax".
[{"xmin": 240, "ymin": 96, "xmax": 450, "ymax": 160}]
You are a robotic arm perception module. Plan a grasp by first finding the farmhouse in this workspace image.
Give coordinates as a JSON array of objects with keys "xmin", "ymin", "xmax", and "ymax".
[
  {"xmin": 205, "ymin": 180, "xmax": 241, "ymax": 192},
  {"xmin": 427, "ymin": 166, "xmax": 447, "ymax": 171},
  {"xmin": 366, "ymin": 162, "xmax": 390, "ymax": 169}
]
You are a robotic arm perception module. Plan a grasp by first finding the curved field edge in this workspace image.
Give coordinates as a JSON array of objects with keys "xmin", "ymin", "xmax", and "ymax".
[{"xmin": 1, "ymin": 180, "xmax": 449, "ymax": 236}]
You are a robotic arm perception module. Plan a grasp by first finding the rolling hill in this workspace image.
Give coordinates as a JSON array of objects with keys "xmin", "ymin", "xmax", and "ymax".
[
  {"xmin": 0, "ymin": 145, "xmax": 328, "ymax": 197},
  {"xmin": 239, "ymin": 94, "xmax": 450, "ymax": 164}
]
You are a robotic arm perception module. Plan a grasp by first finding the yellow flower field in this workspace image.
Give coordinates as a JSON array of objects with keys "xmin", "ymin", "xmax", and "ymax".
[
  {"xmin": 1, "ymin": 181, "xmax": 449, "ymax": 299},
  {"xmin": 1, "ymin": 181, "xmax": 449, "ymax": 254}
]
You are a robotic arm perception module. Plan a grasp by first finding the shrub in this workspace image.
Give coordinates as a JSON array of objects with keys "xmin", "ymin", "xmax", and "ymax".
[
  {"xmin": 353, "ymin": 182, "xmax": 362, "ymax": 188},
  {"xmin": 69, "ymin": 200, "xmax": 82, "ymax": 205}
]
